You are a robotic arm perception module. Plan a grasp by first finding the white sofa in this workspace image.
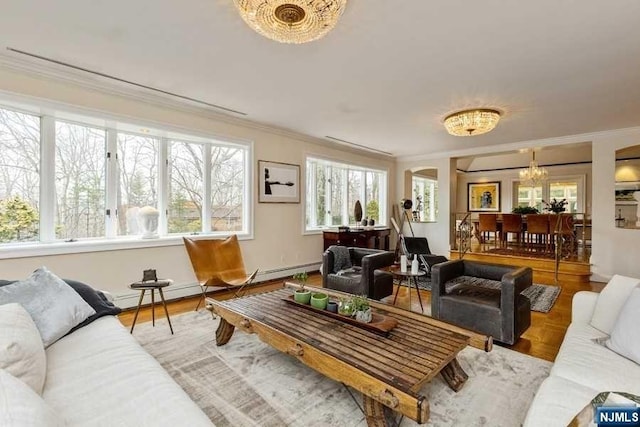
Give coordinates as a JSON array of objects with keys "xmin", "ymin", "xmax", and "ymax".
[
  {"xmin": 41, "ymin": 315, "xmax": 214, "ymax": 426},
  {"xmin": 524, "ymin": 279, "xmax": 640, "ymax": 426},
  {"xmin": 1, "ymin": 286, "xmax": 214, "ymax": 427}
]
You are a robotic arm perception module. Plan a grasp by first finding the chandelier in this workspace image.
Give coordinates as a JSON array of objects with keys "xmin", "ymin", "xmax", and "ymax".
[
  {"xmin": 233, "ymin": 0, "xmax": 347, "ymax": 44},
  {"xmin": 443, "ymin": 109, "xmax": 501, "ymax": 136},
  {"xmin": 519, "ymin": 151, "xmax": 548, "ymax": 186}
]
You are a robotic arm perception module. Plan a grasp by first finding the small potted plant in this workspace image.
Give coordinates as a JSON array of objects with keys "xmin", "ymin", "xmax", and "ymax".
[
  {"xmin": 337, "ymin": 296, "xmax": 354, "ymax": 316},
  {"xmin": 310, "ymin": 292, "xmax": 328, "ymax": 310},
  {"xmin": 543, "ymin": 198, "xmax": 568, "ymax": 214},
  {"xmin": 292, "ymin": 272, "xmax": 311, "ymax": 304},
  {"xmin": 512, "ymin": 206, "xmax": 539, "ymax": 215},
  {"xmin": 352, "ymin": 295, "xmax": 372, "ymax": 323}
]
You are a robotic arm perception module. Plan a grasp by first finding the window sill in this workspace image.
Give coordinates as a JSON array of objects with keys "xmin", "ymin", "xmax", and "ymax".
[{"xmin": 0, "ymin": 232, "xmax": 253, "ymax": 260}]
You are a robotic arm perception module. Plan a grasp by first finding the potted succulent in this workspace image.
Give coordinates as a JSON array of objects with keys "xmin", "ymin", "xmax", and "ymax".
[
  {"xmin": 292, "ymin": 272, "xmax": 311, "ymax": 304},
  {"xmin": 352, "ymin": 295, "xmax": 372, "ymax": 323},
  {"xmin": 310, "ymin": 292, "xmax": 328, "ymax": 310},
  {"xmin": 337, "ymin": 296, "xmax": 354, "ymax": 316}
]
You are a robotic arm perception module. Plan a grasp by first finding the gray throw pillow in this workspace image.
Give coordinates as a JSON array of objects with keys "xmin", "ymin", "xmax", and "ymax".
[{"xmin": 0, "ymin": 267, "xmax": 96, "ymax": 347}]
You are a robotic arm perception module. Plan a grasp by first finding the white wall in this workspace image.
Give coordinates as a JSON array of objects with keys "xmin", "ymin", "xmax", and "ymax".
[
  {"xmin": 395, "ymin": 157, "xmax": 453, "ymax": 256},
  {"xmin": 0, "ymin": 67, "xmax": 395, "ymax": 306},
  {"xmin": 591, "ymin": 129, "xmax": 640, "ymax": 281}
]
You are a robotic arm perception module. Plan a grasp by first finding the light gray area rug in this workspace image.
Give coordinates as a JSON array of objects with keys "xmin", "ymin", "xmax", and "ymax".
[
  {"xmin": 133, "ymin": 310, "xmax": 552, "ymax": 427},
  {"xmin": 399, "ymin": 276, "xmax": 561, "ymax": 313}
]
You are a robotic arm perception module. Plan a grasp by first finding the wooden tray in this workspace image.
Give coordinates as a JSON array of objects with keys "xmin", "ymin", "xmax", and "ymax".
[{"xmin": 282, "ymin": 295, "xmax": 398, "ymax": 336}]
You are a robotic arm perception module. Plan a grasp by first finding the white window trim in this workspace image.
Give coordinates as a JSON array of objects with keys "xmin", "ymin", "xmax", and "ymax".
[
  {"xmin": 511, "ymin": 174, "xmax": 586, "ymax": 213},
  {"xmin": 412, "ymin": 175, "xmax": 438, "ymax": 222},
  {"xmin": 303, "ymin": 155, "xmax": 389, "ymax": 233},
  {"xmin": 0, "ymin": 97, "xmax": 254, "ymax": 259}
]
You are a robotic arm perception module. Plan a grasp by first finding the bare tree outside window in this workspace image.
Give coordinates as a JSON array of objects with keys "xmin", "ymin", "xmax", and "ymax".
[
  {"xmin": 210, "ymin": 146, "xmax": 244, "ymax": 232},
  {"xmin": 347, "ymin": 170, "xmax": 363, "ymax": 223},
  {"xmin": 55, "ymin": 122, "xmax": 106, "ymax": 240},
  {"xmin": 0, "ymin": 108, "xmax": 40, "ymax": 243},
  {"xmin": 168, "ymin": 141, "xmax": 203, "ymax": 234},
  {"xmin": 117, "ymin": 133, "xmax": 158, "ymax": 235}
]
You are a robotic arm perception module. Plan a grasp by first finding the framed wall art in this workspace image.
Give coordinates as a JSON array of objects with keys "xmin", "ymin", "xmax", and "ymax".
[
  {"xmin": 258, "ymin": 160, "xmax": 300, "ymax": 203},
  {"xmin": 467, "ymin": 181, "xmax": 501, "ymax": 212}
]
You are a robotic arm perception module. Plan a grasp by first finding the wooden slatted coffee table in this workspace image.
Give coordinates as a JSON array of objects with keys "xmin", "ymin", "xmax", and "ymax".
[{"xmin": 207, "ymin": 284, "xmax": 492, "ymax": 426}]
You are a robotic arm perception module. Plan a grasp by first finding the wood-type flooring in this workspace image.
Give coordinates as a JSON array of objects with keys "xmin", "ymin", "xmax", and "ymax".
[{"xmin": 118, "ymin": 273, "xmax": 605, "ymax": 362}]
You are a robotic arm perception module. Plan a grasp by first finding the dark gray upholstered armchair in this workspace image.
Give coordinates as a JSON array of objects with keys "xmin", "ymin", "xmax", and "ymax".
[
  {"xmin": 322, "ymin": 246, "xmax": 395, "ymax": 300},
  {"xmin": 402, "ymin": 237, "xmax": 448, "ymax": 275},
  {"xmin": 431, "ymin": 259, "xmax": 533, "ymax": 345}
]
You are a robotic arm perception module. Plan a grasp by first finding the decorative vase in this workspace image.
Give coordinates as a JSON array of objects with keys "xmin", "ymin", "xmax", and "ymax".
[
  {"xmin": 355, "ymin": 308, "xmax": 372, "ymax": 323},
  {"xmin": 361, "ymin": 217, "xmax": 368, "ymax": 227},
  {"xmin": 294, "ymin": 289, "xmax": 311, "ymax": 304},
  {"xmin": 368, "ymin": 218, "xmax": 375, "ymax": 226},
  {"xmin": 310, "ymin": 292, "xmax": 328, "ymax": 310},
  {"xmin": 354, "ymin": 200, "xmax": 363, "ymax": 223}
]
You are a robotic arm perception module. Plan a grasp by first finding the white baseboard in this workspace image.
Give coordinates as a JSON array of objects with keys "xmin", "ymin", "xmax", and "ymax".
[{"xmin": 113, "ymin": 262, "xmax": 321, "ymax": 309}]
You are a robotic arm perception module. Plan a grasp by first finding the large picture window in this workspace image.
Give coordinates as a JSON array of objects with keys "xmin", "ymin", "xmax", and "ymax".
[
  {"xmin": 513, "ymin": 176, "xmax": 584, "ymax": 213},
  {"xmin": 0, "ymin": 103, "xmax": 252, "ymax": 252},
  {"xmin": 306, "ymin": 157, "xmax": 387, "ymax": 231}
]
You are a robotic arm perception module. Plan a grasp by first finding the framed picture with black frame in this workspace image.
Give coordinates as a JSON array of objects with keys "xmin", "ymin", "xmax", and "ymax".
[
  {"xmin": 258, "ymin": 160, "xmax": 300, "ymax": 203},
  {"xmin": 468, "ymin": 181, "xmax": 501, "ymax": 212}
]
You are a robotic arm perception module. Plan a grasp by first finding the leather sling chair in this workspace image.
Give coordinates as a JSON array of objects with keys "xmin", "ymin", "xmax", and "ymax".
[{"xmin": 183, "ymin": 235, "xmax": 258, "ymax": 311}]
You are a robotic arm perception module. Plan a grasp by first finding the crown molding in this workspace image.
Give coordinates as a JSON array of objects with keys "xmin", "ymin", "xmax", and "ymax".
[
  {"xmin": 396, "ymin": 126, "xmax": 640, "ymax": 163},
  {"xmin": 0, "ymin": 51, "xmax": 393, "ymax": 161}
]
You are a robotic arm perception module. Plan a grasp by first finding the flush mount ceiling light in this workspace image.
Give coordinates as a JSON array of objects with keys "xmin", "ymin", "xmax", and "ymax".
[
  {"xmin": 233, "ymin": 0, "xmax": 347, "ymax": 44},
  {"xmin": 519, "ymin": 151, "xmax": 548, "ymax": 187},
  {"xmin": 443, "ymin": 109, "xmax": 501, "ymax": 136}
]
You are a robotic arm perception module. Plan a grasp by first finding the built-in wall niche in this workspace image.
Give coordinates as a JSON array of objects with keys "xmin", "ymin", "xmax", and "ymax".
[
  {"xmin": 615, "ymin": 145, "xmax": 640, "ymax": 229},
  {"xmin": 405, "ymin": 167, "xmax": 438, "ymax": 222}
]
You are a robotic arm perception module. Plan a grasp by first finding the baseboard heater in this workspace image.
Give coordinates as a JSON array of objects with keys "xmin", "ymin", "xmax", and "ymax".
[{"xmin": 113, "ymin": 262, "xmax": 321, "ymax": 309}]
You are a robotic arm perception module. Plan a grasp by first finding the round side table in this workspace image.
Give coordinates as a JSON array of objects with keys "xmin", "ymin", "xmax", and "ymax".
[
  {"xmin": 390, "ymin": 267, "xmax": 426, "ymax": 313},
  {"xmin": 128, "ymin": 279, "xmax": 174, "ymax": 334}
]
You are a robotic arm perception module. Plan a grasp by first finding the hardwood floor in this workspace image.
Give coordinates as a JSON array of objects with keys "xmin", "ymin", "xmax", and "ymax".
[{"xmin": 118, "ymin": 273, "xmax": 605, "ymax": 362}]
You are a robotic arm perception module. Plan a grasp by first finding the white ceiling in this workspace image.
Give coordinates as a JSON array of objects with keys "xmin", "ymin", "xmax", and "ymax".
[{"xmin": 1, "ymin": 0, "xmax": 640, "ymax": 158}]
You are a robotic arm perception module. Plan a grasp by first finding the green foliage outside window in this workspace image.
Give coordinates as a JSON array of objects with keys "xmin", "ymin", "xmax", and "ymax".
[{"xmin": 0, "ymin": 196, "xmax": 39, "ymax": 242}]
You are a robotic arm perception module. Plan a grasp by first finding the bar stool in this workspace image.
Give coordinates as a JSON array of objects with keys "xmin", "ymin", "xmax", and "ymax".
[{"xmin": 129, "ymin": 279, "xmax": 174, "ymax": 334}]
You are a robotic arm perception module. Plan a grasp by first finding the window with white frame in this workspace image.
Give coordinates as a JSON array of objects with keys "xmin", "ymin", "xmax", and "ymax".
[
  {"xmin": 116, "ymin": 133, "xmax": 159, "ymax": 236},
  {"xmin": 412, "ymin": 175, "xmax": 438, "ymax": 222},
  {"xmin": 0, "ymin": 104, "xmax": 251, "ymax": 248},
  {"xmin": 306, "ymin": 157, "xmax": 387, "ymax": 230},
  {"xmin": 55, "ymin": 121, "xmax": 107, "ymax": 240},
  {"xmin": 513, "ymin": 177, "xmax": 584, "ymax": 213},
  {"xmin": 0, "ymin": 109, "xmax": 40, "ymax": 243}
]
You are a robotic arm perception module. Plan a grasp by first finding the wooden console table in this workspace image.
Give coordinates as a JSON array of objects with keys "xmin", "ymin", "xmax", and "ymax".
[{"xmin": 323, "ymin": 228, "xmax": 390, "ymax": 251}]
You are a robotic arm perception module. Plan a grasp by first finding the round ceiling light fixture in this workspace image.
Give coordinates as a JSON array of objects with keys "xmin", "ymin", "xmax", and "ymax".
[
  {"xmin": 443, "ymin": 109, "xmax": 501, "ymax": 136},
  {"xmin": 233, "ymin": 0, "xmax": 348, "ymax": 44}
]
